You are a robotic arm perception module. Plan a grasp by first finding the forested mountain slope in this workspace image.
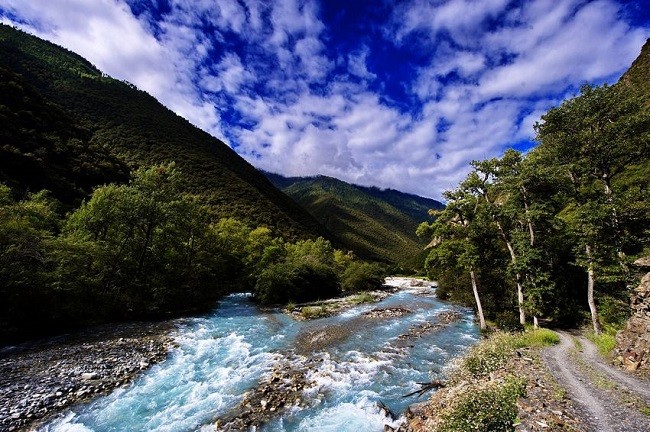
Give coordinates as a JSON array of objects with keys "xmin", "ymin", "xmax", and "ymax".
[
  {"xmin": 0, "ymin": 25, "xmax": 326, "ymax": 240},
  {"xmin": 265, "ymin": 173, "xmax": 444, "ymax": 268}
]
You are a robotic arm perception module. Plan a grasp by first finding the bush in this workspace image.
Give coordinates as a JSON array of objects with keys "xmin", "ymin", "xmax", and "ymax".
[
  {"xmin": 301, "ymin": 304, "xmax": 330, "ymax": 319},
  {"xmin": 254, "ymin": 262, "xmax": 340, "ymax": 305},
  {"xmin": 341, "ymin": 261, "xmax": 385, "ymax": 292},
  {"xmin": 461, "ymin": 329, "xmax": 559, "ymax": 378},
  {"xmin": 437, "ymin": 377, "xmax": 526, "ymax": 432},
  {"xmin": 351, "ymin": 292, "xmax": 375, "ymax": 304},
  {"xmin": 495, "ymin": 311, "xmax": 524, "ymax": 332}
]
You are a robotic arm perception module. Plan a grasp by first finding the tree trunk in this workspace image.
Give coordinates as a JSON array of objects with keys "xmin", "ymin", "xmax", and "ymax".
[
  {"xmin": 497, "ymin": 220, "xmax": 526, "ymax": 326},
  {"xmin": 602, "ymin": 176, "xmax": 628, "ymax": 274},
  {"xmin": 517, "ymin": 280, "xmax": 525, "ymax": 326},
  {"xmin": 137, "ymin": 221, "xmax": 155, "ymax": 279},
  {"xmin": 521, "ymin": 185, "xmax": 535, "ymax": 247},
  {"xmin": 586, "ymin": 245, "xmax": 602, "ymax": 334},
  {"xmin": 470, "ymin": 267, "xmax": 486, "ymax": 330}
]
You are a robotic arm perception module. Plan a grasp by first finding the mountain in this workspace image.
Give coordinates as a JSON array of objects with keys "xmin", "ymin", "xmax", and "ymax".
[
  {"xmin": 620, "ymin": 38, "xmax": 650, "ymax": 97},
  {"xmin": 0, "ymin": 25, "xmax": 327, "ymax": 240},
  {"xmin": 265, "ymin": 172, "xmax": 444, "ymax": 268}
]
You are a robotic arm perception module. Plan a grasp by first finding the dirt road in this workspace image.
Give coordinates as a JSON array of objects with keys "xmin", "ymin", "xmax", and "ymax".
[{"xmin": 542, "ymin": 331, "xmax": 650, "ymax": 432}]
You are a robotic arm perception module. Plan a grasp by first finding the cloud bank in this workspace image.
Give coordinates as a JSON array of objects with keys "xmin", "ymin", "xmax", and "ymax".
[{"xmin": 1, "ymin": 0, "xmax": 648, "ymax": 199}]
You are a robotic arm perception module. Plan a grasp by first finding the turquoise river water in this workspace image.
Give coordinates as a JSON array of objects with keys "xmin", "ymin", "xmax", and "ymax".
[{"xmin": 42, "ymin": 278, "xmax": 478, "ymax": 432}]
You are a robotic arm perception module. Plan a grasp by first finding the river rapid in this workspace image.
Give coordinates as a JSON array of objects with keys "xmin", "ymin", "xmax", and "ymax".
[{"xmin": 42, "ymin": 278, "xmax": 478, "ymax": 432}]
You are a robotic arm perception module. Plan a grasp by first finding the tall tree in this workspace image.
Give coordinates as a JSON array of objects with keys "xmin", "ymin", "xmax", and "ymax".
[
  {"xmin": 419, "ymin": 183, "xmax": 490, "ymax": 330},
  {"xmin": 534, "ymin": 84, "xmax": 650, "ymax": 333}
]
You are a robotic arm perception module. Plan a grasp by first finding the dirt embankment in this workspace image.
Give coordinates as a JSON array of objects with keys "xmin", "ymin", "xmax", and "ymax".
[
  {"xmin": 401, "ymin": 329, "xmax": 650, "ymax": 432},
  {"xmin": 401, "ymin": 340, "xmax": 588, "ymax": 432}
]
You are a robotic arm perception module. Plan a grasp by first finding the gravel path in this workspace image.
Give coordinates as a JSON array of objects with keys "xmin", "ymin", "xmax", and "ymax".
[
  {"xmin": 542, "ymin": 331, "xmax": 650, "ymax": 432},
  {"xmin": 576, "ymin": 335, "xmax": 650, "ymax": 401}
]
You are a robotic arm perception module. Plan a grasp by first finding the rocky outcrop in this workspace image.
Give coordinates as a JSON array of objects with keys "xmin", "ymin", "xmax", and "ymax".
[{"xmin": 615, "ymin": 258, "xmax": 650, "ymax": 371}]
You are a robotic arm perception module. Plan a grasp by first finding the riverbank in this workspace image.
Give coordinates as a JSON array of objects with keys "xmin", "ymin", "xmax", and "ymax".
[
  {"xmin": 2, "ymin": 276, "xmax": 452, "ymax": 432},
  {"xmin": 400, "ymin": 329, "xmax": 589, "ymax": 432},
  {"xmin": 0, "ymin": 320, "xmax": 176, "ymax": 432},
  {"xmin": 282, "ymin": 277, "xmax": 434, "ymax": 320}
]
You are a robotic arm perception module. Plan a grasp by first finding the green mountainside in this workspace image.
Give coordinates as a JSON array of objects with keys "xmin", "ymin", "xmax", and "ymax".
[
  {"xmin": 621, "ymin": 38, "xmax": 650, "ymax": 97},
  {"xmin": 0, "ymin": 25, "xmax": 326, "ymax": 240},
  {"xmin": 265, "ymin": 172, "xmax": 444, "ymax": 268}
]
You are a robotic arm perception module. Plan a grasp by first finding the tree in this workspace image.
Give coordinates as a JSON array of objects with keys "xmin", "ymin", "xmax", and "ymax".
[
  {"xmin": 419, "ymin": 184, "xmax": 490, "ymax": 330},
  {"xmin": 534, "ymin": 83, "xmax": 650, "ymax": 333},
  {"xmin": 63, "ymin": 163, "xmax": 229, "ymax": 315},
  {"xmin": 0, "ymin": 186, "xmax": 61, "ymax": 340}
]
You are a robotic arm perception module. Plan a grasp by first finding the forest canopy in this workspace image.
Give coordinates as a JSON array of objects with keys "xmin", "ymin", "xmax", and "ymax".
[
  {"xmin": 0, "ymin": 164, "xmax": 385, "ymax": 343},
  {"xmin": 418, "ymin": 83, "xmax": 650, "ymax": 332}
]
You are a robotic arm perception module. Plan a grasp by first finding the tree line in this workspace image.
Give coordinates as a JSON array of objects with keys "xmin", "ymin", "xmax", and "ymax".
[
  {"xmin": 418, "ymin": 83, "xmax": 650, "ymax": 333},
  {"xmin": 0, "ymin": 163, "xmax": 385, "ymax": 343}
]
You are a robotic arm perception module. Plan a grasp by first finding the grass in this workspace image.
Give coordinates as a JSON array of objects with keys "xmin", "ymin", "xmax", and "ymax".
[
  {"xmin": 518, "ymin": 328, "xmax": 561, "ymax": 347},
  {"xmin": 428, "ymin": 328, "xmax": 560, "ymax": 432},
  {"xmin": 350, "ymin": 292, "xmax": 375, "ymax": 305},
  {"xmin": 300, "ymin": 305, "xmax": 329, "ymax": 319},
  {"xmin": 640, "ymin": 405, "xmax": 650, "ymax": 417},
  {"xmin": 586, "ymin": 325, "xmax": 619, "ymax": 357},
  {"xmin": 459, "ymin": 329, "xmax": 560, "ymax": 379},
  {"xmin": 436, "ymin": 377, "xmax": 526, "ymax": 432}
]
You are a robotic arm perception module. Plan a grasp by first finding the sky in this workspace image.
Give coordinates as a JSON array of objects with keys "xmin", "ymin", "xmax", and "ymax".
[{"xmin": 1, "ymin": 0, "xmax": 649, "ymax": 199}]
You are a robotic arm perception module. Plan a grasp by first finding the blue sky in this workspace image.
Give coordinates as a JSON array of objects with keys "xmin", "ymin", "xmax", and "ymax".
[{"xmin": 2, "ymin": 0, "xmax": 649, "ymax": 199}]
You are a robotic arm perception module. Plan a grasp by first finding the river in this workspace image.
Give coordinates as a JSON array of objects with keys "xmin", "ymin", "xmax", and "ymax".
[{"xmin": 42, "ymin": 278, "xmax": 478, "ymax": 431}]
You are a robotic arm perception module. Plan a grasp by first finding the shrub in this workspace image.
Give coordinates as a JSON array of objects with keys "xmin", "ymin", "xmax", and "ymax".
[
  {"xmin": 301, "ymin": 304, "xmax": 329, "ymax": 319},
  {"xmin": 437, "ymin": 377, "xmax": 526, "ymax": 432},
  {"xmin": 495, "ymin": 311, "xmax": 524, "ymax": 332},
  {"xmin": 254, "ymin": 262, "xmax": 340, "ymax": 305},
  {"xmin": 461, "ymin": 329, "xmax": 559, "ymax": 378},
  {"xmin": 351, "ymin": 292, "xmax": 375, "ymax": 304},
  {"xmin": 341, "ymin": 261, "xmax": 385, "ymax": 292}
]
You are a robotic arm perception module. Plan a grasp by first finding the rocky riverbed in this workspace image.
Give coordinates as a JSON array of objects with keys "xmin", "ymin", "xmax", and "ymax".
[{"xmin": 0, "ymin": 321, "xmax": 176, "ymax": 432}]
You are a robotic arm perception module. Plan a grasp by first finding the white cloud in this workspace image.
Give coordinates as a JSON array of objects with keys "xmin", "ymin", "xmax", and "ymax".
[
  {"xmin": 0, "ymin": 0, "xmax": 228, "ymax": 140},
  {"xmin": 1, "ymin": 0, "xmax": 648, "ymax": 200},
  {"xmin": 348, "ymin": 46, "xmax": 376, "ymax": 80}
]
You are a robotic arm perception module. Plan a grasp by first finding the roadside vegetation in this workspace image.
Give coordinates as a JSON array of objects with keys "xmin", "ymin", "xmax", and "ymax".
[{"xmin": 414, "ymin": 329, "xmax": 560, "ymax": 432}]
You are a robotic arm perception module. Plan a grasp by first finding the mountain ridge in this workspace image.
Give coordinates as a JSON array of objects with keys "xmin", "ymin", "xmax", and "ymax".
[
  {"xmin": 265, "ymin": 172, "xmax": 444, "ymax": 268},
  {"xmin": 0, "ymin": 24, "xmax": 328, "ymax": 241}
]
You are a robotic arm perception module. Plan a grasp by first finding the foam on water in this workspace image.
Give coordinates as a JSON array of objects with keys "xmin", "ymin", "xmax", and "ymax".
[{"xmin": 41, "ymin": 283, "xmax": 478, "ymax": 432}]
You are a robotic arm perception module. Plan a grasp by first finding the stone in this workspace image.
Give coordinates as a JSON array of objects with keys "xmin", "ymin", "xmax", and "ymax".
[
  {"xmin": 616, "ymin": 270, "xmax": 650, "ymax": 371},
  {"xmin": 80, "ymin": 372, "xmax": 99, "ymax": 380},
  {"xmin": 633, "ymin": 256, "xmax": 650, "ymax": 268}
]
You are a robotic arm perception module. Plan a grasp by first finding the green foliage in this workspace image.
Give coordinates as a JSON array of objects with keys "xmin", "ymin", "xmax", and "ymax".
[
  {"xmin": 460, "ymin": 330, "xmax": 559, "ymax": 379},
  {"xmin": 0, "ymin": 186, "xmax": 60, "ymax": 339},
  {"xmin": 495, "ymin": 312, "xmax": 524, "ymax": 332},
  {"xmin": 436, "ymin": 377, "xmax": 526, "ymax": 432},
  {"xmin": 419, "ymin": 77, "xmax": 650, "ymax": 329},
  {"xmin": 518, "ymin": 328, "xmax": 561, "ymax": 347},
  {"xmin": 0, "ymin": 24, "xmax": 327, "ymax": 241},
  {"xmin": 587, "ymin": 330, "xmax": 618, "ymax": 357},
  {"xmin": 254, "ymin": 238, "xmax": 341, "ymax": 304},
  {"xmin": 341, "ymin": 261, "xmax": 386, "ymax": 292},
  {"xmin": 266, "ymin": 173, "xmax": 442, "ymax": 267},
  {"xmin": 300, "ymin": 304, "xmax": 330, "ymax": 319},
  {"xmin": 351, "ymin": 292, "xmax": 375, "ymax": 304}
]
